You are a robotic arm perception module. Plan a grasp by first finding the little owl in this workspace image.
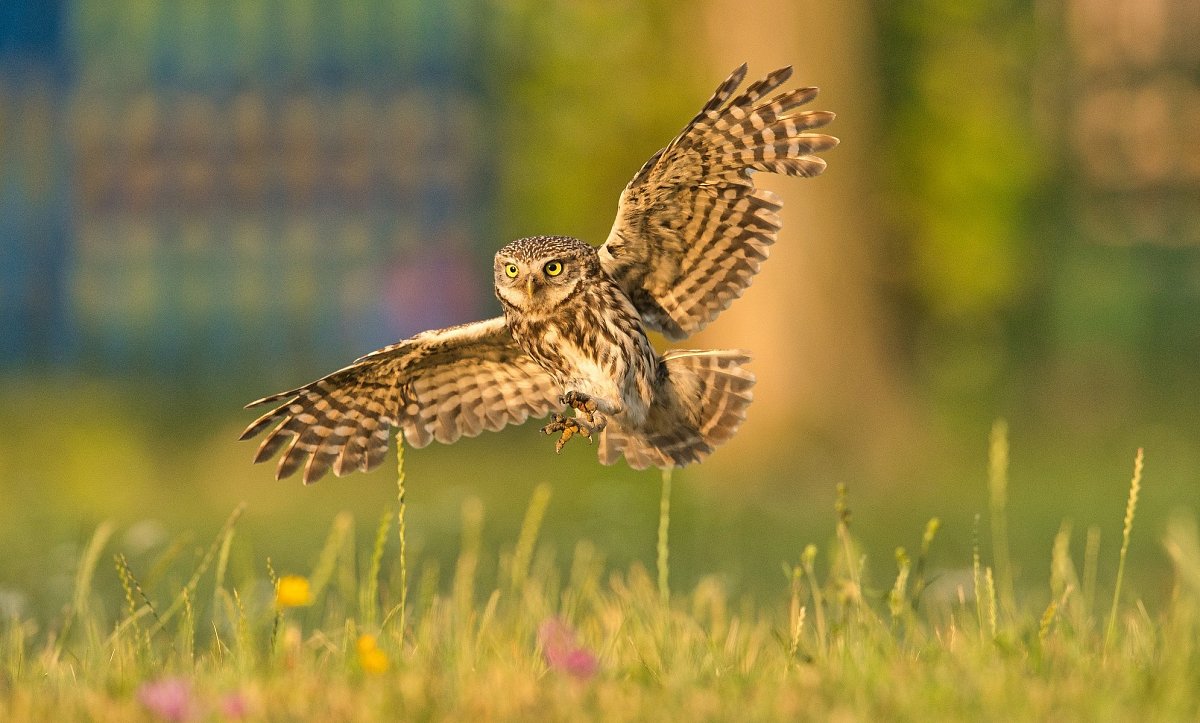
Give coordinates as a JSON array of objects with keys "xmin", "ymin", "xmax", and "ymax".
[{"xmin": 241, "ymin": 64, "xmax": 838, "ymax": 483}]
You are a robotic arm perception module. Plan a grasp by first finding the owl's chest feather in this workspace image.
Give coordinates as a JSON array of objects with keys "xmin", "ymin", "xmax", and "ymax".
[{"xmin": 508, "ymin": 285, "xmax": 656, "ymax": 418}]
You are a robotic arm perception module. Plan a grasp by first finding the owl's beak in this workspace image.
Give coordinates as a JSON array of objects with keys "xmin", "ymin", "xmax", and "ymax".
[{"xmin": 525, "ymin": 278, "xmax": 535, "ymax": 297}]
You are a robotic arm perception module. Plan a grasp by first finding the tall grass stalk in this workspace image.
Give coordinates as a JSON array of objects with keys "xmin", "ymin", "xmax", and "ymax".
[
  {"xmin": 211, "ymin": 514, "xmax": 237, "ymax": 620},
  {"xmin": 145, "ymin": 533, "xmax": 191, "ymax": 591},
  {"xmin": 150, "ymin": 504, "xmax": 245, "ymax": 637},
  {"xmin": 55, "ymin": 520, "xmax": 114, "ymax": 656},
  {"xmin": 266, "ymin": 558, "xmax": 280, "ymax": 656},
  {"xmin": 1105, "ymin": 448, "xmax": 1144, "ymax": 651},
  {"xmin": 1039, "ymin": 584, "xmax": 1073, "ymax": 645},
  {"xmin": 1083, "ymin": 525, "xmax": 1102, "ymax": 618},
  {"xmin": 1049, "ymin": 522, "xmax": 1076, "ymax": 599},
  {"xmin": 835, "ymin": 484, "xmax": 859, "ymax": 593},
  {"xmin": 800, "ymin": 543, "xmax": 827, "ymax": 652},
  {"xmin": 910, "ymin": 517, "xmax": 940, "ymax": 606},
  {"xmin": 109, "ymin": 553, "xmax": 156, "ymax": 654},
  {"xmin": 983, "ymin": 567, "xmax": 998, "ymax": 640},
  {"xmin": 889, "ymin": 547, "xmax": 911, "ymax": 625},
  {"xmin": 383, "ymin": 439, "xmax": 409, "ymax": 634},
  {"xmin": 232, "ymin": 588, "xmax": 253, "ymax": 673},
  {"xmin": 362, "ymin": 506, "xmax": 392, "ymax": 629},
  {"xmin": 972, "ymin": 514, "xmax": 985, "ymax": 640},
  {"xmin": 787, "ymin": 565, "xmax": 805, "ymax": 665},
  {"xmin": 179, "ymin": 588, "xmax": 194, "ymax": 665},
  {"xmin": 453, "ymin": 497, "xmax": 484, "ymax": 622},
  {"xmin": 657, "ymin": 467, "xmax": 672, "ymax": 605},
  {"xmin": 510, "ymin": 483, "xmax": 553, "ymax": 594},
  {"xmin": 309, "ymin": 512, "xmax": 353, "ymax": 604},
  {"xmin": 114, "ymin": 554, "xmax": 139, "ymax": 619},
  {"xmin": 988, "ymin": 419, "xmax": 1015, "ymax": 616}
]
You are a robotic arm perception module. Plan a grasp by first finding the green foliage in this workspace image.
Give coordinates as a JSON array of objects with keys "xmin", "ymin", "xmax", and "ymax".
[
  {"xmin": 875, "ymin": 0, "xmax": 1039, "ymax": 321},
  {"xmin": 486, "ymin": 0, "xmax": 703, "ymax": 246}
]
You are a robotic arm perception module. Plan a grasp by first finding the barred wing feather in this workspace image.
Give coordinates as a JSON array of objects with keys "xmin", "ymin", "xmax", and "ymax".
[
  {"xmin": 240, "ymin": 317, "xmax": 561, "ymax": 484},
  {"xmin": 599, "ymin": 64, "xmax": 838, "ymax": 339}
]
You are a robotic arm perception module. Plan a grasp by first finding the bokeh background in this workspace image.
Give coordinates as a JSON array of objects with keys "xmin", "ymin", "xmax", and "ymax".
[{"xmin": 2, "ymin": 0, "xmax": 1198, "ymax": 617}]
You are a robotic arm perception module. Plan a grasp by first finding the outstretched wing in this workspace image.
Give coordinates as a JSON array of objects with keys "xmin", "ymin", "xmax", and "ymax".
[
  {"xmin": 240, "ymin": 317, "xmax": 561, "ymax": 484},
  {"xmin": 599, "ymin": 64, "xmax": 838, "ymax": 339}
]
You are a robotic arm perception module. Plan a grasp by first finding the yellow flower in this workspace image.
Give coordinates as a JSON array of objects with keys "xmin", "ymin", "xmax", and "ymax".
[
  {"xmin": 275, "ymin": 575, "xmax": 313, "ymax": 608},
  {"xmin": 356, "ymin": 634, "xmax": 389, "ymax": 674}
]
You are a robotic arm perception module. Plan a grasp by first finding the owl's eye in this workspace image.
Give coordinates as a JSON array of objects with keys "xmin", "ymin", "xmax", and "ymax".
[
  {"xmin": 504, "ymin": 263, "xmax": 519, "ymax": 278},
  {"xmin": 544, "ymin": 261, "xmax": 564, "ymax": 277}
]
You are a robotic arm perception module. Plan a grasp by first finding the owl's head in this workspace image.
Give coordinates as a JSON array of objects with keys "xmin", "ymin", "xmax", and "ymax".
[{"xmin": 494, "ymin": 235, "xmax": 597, "ymax": 313}]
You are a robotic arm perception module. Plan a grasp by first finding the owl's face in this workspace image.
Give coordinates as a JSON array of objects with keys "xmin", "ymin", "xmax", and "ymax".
[{"xmin": 494, "ymin": 236, "xmax": 593, "ymax": 314}]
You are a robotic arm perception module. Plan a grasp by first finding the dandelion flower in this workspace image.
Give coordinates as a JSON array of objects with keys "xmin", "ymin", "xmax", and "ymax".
[
  {"xmin": 275, "ymin": 575, "xmax": 313, "ymax": 607},
  {"xmin": 357, "ymin": 634, "xmax": 390, "ymax": 674}
]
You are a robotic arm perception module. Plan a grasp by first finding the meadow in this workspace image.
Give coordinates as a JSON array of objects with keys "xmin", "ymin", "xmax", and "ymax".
[{"xmin": 3, "ymin": 423, "xmax": 1198, "ymax": 722}]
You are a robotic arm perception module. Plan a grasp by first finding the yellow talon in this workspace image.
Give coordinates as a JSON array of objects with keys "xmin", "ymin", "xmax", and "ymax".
[
  {"xmin": 554, "ymin": 425, "xmax": 576, "ymax": 453},
  {"xmin": 541, "ymin": 413, "xmax": 594, "ymax": 454}
]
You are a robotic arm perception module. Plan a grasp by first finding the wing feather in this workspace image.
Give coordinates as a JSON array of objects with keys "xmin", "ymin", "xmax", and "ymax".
[
  {"xmin": 600, "ymin": 65, "xmax": 838, "ymax": 339},
  {"xmin": 240, "ymin": 316, "xmax": 561, "ymax": 484}
]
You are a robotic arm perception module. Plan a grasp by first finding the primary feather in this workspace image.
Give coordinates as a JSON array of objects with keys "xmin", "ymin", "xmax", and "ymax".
[
  {"xmin": 599, "ymin": 64, "xmax": 838, "ymax": 339},
  {"xmin": 241, "ymin": 318, "xmax": 559, "ymax": 484}
]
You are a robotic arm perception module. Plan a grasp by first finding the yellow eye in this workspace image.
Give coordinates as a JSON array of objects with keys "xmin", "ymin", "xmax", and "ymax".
[
  {"xmin": 504, "ymin": 263, "xmax": 519, "ymax": 278},
  {"xmin": 544, "ymin": 261, "xmax": 563, "ymax": 277}
]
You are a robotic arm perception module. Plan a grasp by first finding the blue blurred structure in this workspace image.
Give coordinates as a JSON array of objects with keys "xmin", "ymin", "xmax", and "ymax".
[
  {"xmin": 0, "ymin": 0, "xmax": 70, "ymax": 367},
  {"xmin": 0, "ymin": 0, "xmax": 493, "ymax": 384}
]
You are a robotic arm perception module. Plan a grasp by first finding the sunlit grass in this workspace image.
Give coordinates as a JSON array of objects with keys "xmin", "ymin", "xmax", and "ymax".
[{"xmin": 2, "ymin": 445, "xmax": 1200, "ymax": 721}]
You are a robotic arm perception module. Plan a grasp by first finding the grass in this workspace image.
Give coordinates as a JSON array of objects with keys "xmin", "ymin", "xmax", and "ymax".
[{"xmin": 2, "ymin": 436, "xmax": 1200, "ymax": 721}]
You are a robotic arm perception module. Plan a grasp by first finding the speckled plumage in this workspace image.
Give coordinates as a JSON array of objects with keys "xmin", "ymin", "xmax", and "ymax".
[
  {"xmin": 241, "ymin": 64, "xmax": 836, "ymax": 482},
  {"xmin": 495, "ymin": 236, "xmax": 657, "ymax": 429}
]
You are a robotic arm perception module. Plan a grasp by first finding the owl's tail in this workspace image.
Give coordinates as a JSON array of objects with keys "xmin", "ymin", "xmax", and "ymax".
[{"xmin": 599, "ymin": 350, "xmax": 755, "ymax": 470}]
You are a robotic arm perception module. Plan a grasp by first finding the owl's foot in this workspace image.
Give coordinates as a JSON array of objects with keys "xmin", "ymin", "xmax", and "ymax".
[
  {"xmin": 541, "ymin": 413, "xmax": 596, "ymax": 454},
  {"xmin": 561, "ymin": 390, "xmax": 600, "ymax": 425}
]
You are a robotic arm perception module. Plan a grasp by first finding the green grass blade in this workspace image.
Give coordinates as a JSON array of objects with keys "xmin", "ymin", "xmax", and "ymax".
[
  {"xmin": 55, "ymin": 520, "xmax": 115, "ymax": 657},
  {"xmin": 309, "ymin": 512, "xmax": 353, "ymax": 604},
  {"xmin": 453, "ymin": 497, "xmax": 484, "ymax": 623},
  {"xmin": 361, "ymin": 505, "xmax": 393, "ymax": 629},
  {"xmin": 1105, "ymin": 448, "xmax": 1144, "ymax": 652},
  {"xmin": 211, "ymin": 512, "xmax": 238, "ymax": 622},
  {"xmin": 657, "ymin": 468, "xmax": 673, "ymax": 606},
  {"xmin": 989, "ymin": 419, "xmax": 1015, "ymax": 617},
  {"xmin": 510, "ymin": 483, "xmax": 553, "ymax": 595},
  {"xmin": 150, "ymin": 503, "xmax": 245, "ymax": 637},
  {"xmin": 387, "ymin": 437, "xmax": 409, "ymax": 636}
]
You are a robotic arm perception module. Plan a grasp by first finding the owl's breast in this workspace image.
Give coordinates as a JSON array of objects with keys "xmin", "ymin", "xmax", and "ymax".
[
  {"xmin": 527, "ymin": 316, "xmax": 655, "ymax": 422},
  {"xmin": 518, "ymin": 317, "xmax": 606, "ymax": 383}
]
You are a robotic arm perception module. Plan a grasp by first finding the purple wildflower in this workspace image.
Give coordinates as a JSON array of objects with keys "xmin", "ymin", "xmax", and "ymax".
[
  {"xmin": 137, "ymin": 677, "xmax": 193, "ymax": 721},
  {"xmin": 538, "ymin": 617, "xmax": 598, "ymax": 680}
]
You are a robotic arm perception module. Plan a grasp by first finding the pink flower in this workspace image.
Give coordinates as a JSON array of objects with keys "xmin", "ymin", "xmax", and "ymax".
[
  {"xmin": 137, "ymin": 677, "xmax": 193, "ymax": 721},
  {"xmin": 538, "ymin": 617, "xmax": 598, "ymax": 680},
  {"xmin": 219, "ymin": 691, "xmax": 249, "ymax": 719}
]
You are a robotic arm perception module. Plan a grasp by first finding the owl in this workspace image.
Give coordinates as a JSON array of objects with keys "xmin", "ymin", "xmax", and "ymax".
[{"xmin": 241, "ymin": 64, "xmax": 837, "ymax": 483}]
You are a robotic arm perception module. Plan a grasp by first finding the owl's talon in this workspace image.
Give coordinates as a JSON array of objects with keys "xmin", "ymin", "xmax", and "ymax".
[
  {"xmin": 541, "ymin": 413, "xmax": 567, "ymax": 434},
  {"xmin": 540, "ymin": 414, "xmax": 594, "ymax": 453},
  {"xmin": 561, "ymin": 390, "xmax": 600, "ymax": 424}
]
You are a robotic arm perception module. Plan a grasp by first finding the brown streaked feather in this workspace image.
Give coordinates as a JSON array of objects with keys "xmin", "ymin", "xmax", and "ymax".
[
  {"xmin": 599, "ymin": 65, "xmax": 838, "ymax": 340},
  {"xmin": 240, "ymin": 317, "xmax": 561, "ymax": 484},
  {"xmin": 598, "ymin": 349, "xmax": 755, "ymax": 470}
]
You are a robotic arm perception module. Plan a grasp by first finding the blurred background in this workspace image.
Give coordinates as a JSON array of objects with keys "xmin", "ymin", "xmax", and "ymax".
[{"xmin": 2, "ymin": 0, "xmax": 1198, "ymax": 618}]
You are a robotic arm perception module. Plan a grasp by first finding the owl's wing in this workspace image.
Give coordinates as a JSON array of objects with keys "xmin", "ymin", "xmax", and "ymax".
[
  {"xmin": 599, "ymin": 65, "xmax": 837, "ymax": 339},
  {"xmin": 239, "ymin": 316, "xmax": 561, "ymax": 484}
]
